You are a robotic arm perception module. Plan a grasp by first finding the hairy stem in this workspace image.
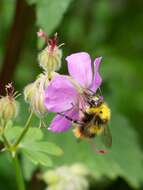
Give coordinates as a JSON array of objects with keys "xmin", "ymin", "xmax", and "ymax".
[
  {"xmin": 0, "ymin": 0, "xmax": 35, "ymax": 94},
  {"xmin": 14, "ymin": 111, "xmax": 33, "ymax": 147},
  {"xmin": 1, "ymin": 133, "xmax": 10, "ymax": 148},
  {"xmin": 13, "ymin": 155, "xmax": 25, "ymax": 190}
]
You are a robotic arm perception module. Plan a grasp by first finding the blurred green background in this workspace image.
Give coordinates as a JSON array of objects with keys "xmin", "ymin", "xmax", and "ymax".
[{"xmin": 0, "ymin": 0, "xmax": 143, "ymax": 189}]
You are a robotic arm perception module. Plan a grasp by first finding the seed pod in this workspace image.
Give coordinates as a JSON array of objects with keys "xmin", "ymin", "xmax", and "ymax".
[
  {"xmin": 38, "ymin": 46, "xmax": 62, "ymax": 74},
  {"xmin": 0, "ymin": 96, "xmax": 19, "ymax": 120},
  {"xmin": 37, "ymin": 31, "xmax": 63, "ymax": 75}
]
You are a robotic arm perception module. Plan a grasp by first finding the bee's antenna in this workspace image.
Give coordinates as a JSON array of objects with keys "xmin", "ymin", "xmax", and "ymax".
[{"xmin": 98, "ymin": 87, "xmax": 103, "ymax": 97}]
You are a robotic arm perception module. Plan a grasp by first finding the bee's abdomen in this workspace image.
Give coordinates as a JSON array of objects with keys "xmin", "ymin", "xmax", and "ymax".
[
  {"xmin": 95, "ymin": 116, "xmax": 108, "ymax": 125},
  {"xmin": 80, "ymin": 124, "xmax": 96, "ymax": 138},
  {"xmin": 82, "ymin": 113, "xmax": 94, "ymax": 123}
]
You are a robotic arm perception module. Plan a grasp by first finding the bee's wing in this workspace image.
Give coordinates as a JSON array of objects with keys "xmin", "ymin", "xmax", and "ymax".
[{"xmin": 101, "ymin": 125, "xmax": 112, "ymax": 148}]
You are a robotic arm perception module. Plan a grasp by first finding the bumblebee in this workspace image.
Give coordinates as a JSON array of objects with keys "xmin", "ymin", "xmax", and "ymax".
[
  {"xmin": 73, "ymin": 95, "xmax": 112, "ymax": 148},
  {"xmin": 58, "ymin": 94, "xmax": 112, "ymax": 148}
]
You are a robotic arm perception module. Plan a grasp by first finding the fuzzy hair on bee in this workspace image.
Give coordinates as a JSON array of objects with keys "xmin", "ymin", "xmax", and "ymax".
[
  {"xmin": 74, "ymin": 100, "xmax": 110, "ymax": 133},
  {"xmin": 58, "ymin": 95, "xmax": 112, "ymax": 148},
  {"xmin": 73, "ymin": 94, "xmax": 112, "ymax": 149}
]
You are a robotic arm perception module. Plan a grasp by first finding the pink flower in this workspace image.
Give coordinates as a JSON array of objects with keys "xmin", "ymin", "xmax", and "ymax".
[{"xmin": 45, "ymin": 52, "xmax": 102, "ymax": 132}]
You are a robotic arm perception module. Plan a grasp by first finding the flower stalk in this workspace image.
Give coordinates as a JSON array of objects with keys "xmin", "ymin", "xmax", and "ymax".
[
  {"xmin": 1, "ymin": 133, "xmax": 11, "ymax": 148},
  {"xmin": 12, "ymin": 155, "xmax": 25, "ymax": 190},
  {"xmin": 14, "ymin": 111, "xmax": 33, "ymax": 147},
  {"xmin": 11, "ymin": 111, "xmax": 33, "ymax": 190},
  {"xmin": 0, "ymin": 110, "xmax": 33, "ymax": 190}
]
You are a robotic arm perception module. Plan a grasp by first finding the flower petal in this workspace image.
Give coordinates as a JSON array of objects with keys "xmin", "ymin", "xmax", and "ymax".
[
  {"xmin": 48, "ymin": 108, "xmax": 79, "ymax": 132},
  {"xmin": 66, "ymin": 52, "xmax": 93, "ymax": 88},
  {"xmin": 45, "ymin": 75, "xmax": 78, "ymax": 112},
  {"xmin": 90, "ymin": 57, "xmax": 102, "ymax": 92}
]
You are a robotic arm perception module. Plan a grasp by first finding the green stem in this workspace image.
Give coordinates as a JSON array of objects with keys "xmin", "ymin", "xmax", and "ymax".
[
  {"xmin": 39, "ymin": 119, "xmax": 46, "ymax": 128},
  {"xmin": 14, "ymin": 111, "xmax": 33, "ymax": 147},
  {"xmin": 12, "ymin": 155, "xmax": 25, "ymax": 190},
  {"xmin": 1, "ymin": 133, "xmax": 10, "ymax": 148}
]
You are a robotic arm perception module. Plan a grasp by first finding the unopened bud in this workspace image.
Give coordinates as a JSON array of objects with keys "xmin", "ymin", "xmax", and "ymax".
[
  {"xmin": 37, "ymin": 31, "xmax": 63, "ymax": 75},
  {"xmin": 0, "ymin": 96, "xmax": 19, "ymax": 121},
  {"xmin": 38, "ymin": 46, "xmax": 62, "ymax": 74}
]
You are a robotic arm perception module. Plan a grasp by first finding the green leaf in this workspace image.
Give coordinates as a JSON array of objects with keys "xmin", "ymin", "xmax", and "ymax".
[
  {"xmin": 22, "ymin": 156, "xmax": 36, "ymax": 181},
  {"xmin": 3, "ymin": 126, "xmax": 43, "ymax": 143},
  {"xmin": 22, "ymin": 149, "xmax": 38, "ymax": 165},
  {"xmin": 23, "ymin": 149, "xmax": 53, "ymax": 167},
  {"xmin": 1, "ymin": 125, "xmax": 62, "ymax": 167},
  {"xmin": 20, "ymin": 134, "xmax": 63, "ymax": 167},
  {"xmin": 21, "ymin": 141, "xmax": 63, "ymax": 156},
  {"xmin": 26, "ymin": 0, "xmax": 37, "ymax": 5},
  {"xmin": 1, "ymin": 126, "xmax": 43, "ymax": 144},
  {"xmin": 22, "ymin": 127, "xmax": 44, "ymax": 142},
  {"xmin": 4, "ymin": 126, "xmax": 22, "ymax": 143},
  {"xmin": 14, "ymin": 127, "xmax": 63, "ymax": 167},
  {"xmin": 0, "ymin": 153, "xmax": 17, "ymax": 189},
  {"xmin": 36, "ymin": 0, "xmax": 73, "ymax": 35},
  {"xmin": 5, "ymin": 120, "xmax": 13, "ymax": 129}
]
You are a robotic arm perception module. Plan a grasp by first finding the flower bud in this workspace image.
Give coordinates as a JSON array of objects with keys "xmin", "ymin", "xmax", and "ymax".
[
  {"xmin": 0, "ymin": 96, "xmax": 19, "ymax": 121},
  {"xmin": 38, "ymin": 46, "xmax": 62, "ymax": 74},
  {"xmin": 37, "ymin": 30, "xmax": 63, "ymax": 75}
]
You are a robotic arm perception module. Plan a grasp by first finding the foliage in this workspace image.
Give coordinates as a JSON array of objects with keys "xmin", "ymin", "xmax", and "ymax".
[
  {"xmin": 1, "ymin": 124, "xmax": 63, "ymax": 167},
  {"xmin": 27, "ymin": 0, "xmax": 73, "ymax": 35}
]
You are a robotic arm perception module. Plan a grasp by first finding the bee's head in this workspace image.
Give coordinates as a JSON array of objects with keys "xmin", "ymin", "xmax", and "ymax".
[
  {"xmin": 88, "ymin": 95, "xmax": 103, "ymax": 107},
  {"xmin": 97, "ymin": 103, "xmax": 111, "ymax": 121},
  {"xmin": 86, "ymin": 97, "xmax": 111, "ymax": 122}
]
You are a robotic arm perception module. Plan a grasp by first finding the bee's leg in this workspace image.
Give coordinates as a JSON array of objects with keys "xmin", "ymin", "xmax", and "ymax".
[
  {"xmin": 97, "ymin": 87, "xmax": 103, "ymax": 97},
  {"xmin": 57, "ymin": 112, "xmax": 82, "ymax": 125},
  {"xmin": 87, "ymin": 87, "xmax": 102, "ymax": 96},
  {"xmin": 87, "ymin": 88, "xmax": 95, "ymax": 94}
]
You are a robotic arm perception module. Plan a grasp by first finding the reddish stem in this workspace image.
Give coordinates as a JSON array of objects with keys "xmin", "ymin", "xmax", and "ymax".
[{"xmin": 0, "ymin": 0, "xmax": 35, "ymax": 94}]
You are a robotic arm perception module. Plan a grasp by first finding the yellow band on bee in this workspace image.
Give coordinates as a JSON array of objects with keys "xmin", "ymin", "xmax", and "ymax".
[{"xmin": 86, "ymin": 107, "xmax": 98, "ymax": 114}]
